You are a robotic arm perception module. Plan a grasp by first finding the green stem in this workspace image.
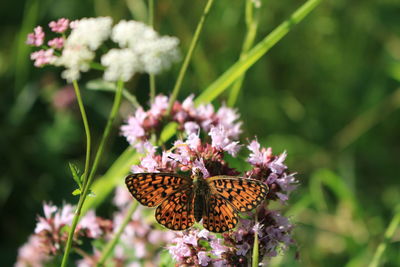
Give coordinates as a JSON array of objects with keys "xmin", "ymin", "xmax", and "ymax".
[
  {"xmin": 61, "ymin": 80, "xmax": 124, "ymax": 267},
  {"xmin": 252, "ymin": 213, "xmax": 259, "ymax": 267},
  {"xmin": 149, "ymin": 0, "xmax": 156, "ymax": 102},
  {"xmin": 166, "ymin": 0, "xmax": 215, "ymax": 114},
  {"xmin": 368, "ymin": 208, "xmax": 400, "ymax": 267},
  {"xmin": 96, "ymin": 201, "xmax": 139, "ymax": 266},
  {"xmin": 72, "ymin": 80, "xmax": 91, "ymax": 188},
  {"xmin": 195, "ymin": 0, "xmax": 322, "ymax": 105},
  {"xmin": 228, "ymin": 0, "xmax": 260, "ymax": 107}
]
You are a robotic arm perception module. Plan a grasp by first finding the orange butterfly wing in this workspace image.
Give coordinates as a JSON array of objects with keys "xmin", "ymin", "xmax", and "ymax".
[
  {"xmin": 125, "ymin": 173, "xmax": 192, "ymax": 207},
  {"xmin": 155, "ymin": 189, "xmax": 195, "ymax": 231},
  {"xmin": 202, "ymin": 193, "xmax": 239, "ymax": 233},
  {"xmin": 207, "ymin": 176, "xmax": 268, "ymax": 212}
]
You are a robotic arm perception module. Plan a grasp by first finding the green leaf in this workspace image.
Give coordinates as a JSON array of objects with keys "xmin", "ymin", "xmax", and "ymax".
[
  {"xmin": 72, "ymin": 189, "xmax": 81, "ymax": 196},
  {"xmin": 195, "ymin": 0, "xmax": 322, "ymax": 105},
  {"xmin": 69, "ymin": 162, "xmax": 82, "ymax": 189}
]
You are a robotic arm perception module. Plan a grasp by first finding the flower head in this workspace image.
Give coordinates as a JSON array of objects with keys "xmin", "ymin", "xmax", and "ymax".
[
  {"xmin": 68, "ymin": 17, "xmax": 112, "ymax": 50},
  {"xmin": 26, "ymin": 26, "xmax": 45, "ymax": 46},
  {"xmin": 49, "ymin": 18, "xmax": 70, "ymax": 33}
]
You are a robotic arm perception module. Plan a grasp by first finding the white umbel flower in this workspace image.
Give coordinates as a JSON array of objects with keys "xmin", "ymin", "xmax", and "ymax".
[
  {"xmin": 110, "ymin": 20, "xmax": 181, "ymax": 76},
  {"xmin": 111, "ymin": 20, "xmax": 158, "ymax": 49},
  {"xmin": 68, "ymin": 17, "xmax": 113, "ymax": 50},
  {"xmin": 101, "ymin": 48, "xmax": 141, "ymax": 82},
  {"xmin": 54, "ymin": 44, "xmax": 95, "ymax": 82},
  {"xmin": 140, "ymin": 36, "xmax": 180, "ymax": 74}
]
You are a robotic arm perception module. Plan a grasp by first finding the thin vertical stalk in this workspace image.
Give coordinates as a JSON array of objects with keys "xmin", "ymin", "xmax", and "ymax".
[
  {"xmin": 252, "ymin": 213, "xmax": 259, "ymax": 267},
  {"xmin": 368, "ymin": 209, "xmax": 400, "ymax": 267},
  {"xmin": 149, "ymin": 0, "xmax": 156, "ymax": 102},
  {"xmin": 228, "ymin": 0, "xmax": 261, "ymax": 107},
  {"xmin": 166, "ymin": 0, "xmax": 215, "ymax": 114},
  {"xmin": 61, "ymin": 80, "xmax": 125, "ymax": 267},
  {"xmin": 96, "ymin": 201, "xmax": 139, "ymax": 266},
  {"xmin": 72, "ymin": 80, "xmax": 91, "ymax": 188}
]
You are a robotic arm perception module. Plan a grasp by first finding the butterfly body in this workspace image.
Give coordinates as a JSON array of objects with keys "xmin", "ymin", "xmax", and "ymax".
[
  {"xmin": 193, "ymin": 176, "xmax": 210, "ymax": 222},
  {"xmin": 125, "ymin": 172, "xmax": 268, "ymax": 233}
]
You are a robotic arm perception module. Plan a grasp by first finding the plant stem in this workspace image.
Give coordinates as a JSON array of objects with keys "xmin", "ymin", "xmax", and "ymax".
[
  {"xmin": 166, "ymin": 0, "xmax": 215, "ymax": 114},
  {"xmin": 61, "ymin": 80, "xmax": 124, "ymax": 267},
  {"xmin": 149, "ymin": 0, "xmax": 156, "ymax": 102},
  {"xmin": 72, "ymin": 80, "xmax": 91, "ymax": 188},
  {"xmin": 96, "ymin": 201, "xmax": 139, "ymax": 266},
  {"xmin": 252, "ymin": 213, "xmax": 259, "ymax": 267},
  {"xmin": 195, "ymin": 0, "xmax": 322, "ymax": 105},
  {"xmin": 228, "ymin": 0, "xmax": 260, "ymax": 107},
  {"xmin": 368, "ymin": 208, "xmax": 400, "ymax": 267}
]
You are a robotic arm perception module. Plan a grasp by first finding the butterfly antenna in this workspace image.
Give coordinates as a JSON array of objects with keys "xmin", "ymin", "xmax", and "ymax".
[{"xmin": 167, "ymin": 155, "xmax": 192, "ymax": 170}]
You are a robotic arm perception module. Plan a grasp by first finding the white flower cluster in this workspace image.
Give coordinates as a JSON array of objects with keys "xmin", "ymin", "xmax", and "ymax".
[
  {"xmin": 55, "ymin": 17, "xmax": 113, "ymax": 82},
  {"xmin": 102, "ymin": 20, "xmax": 180, "ymax": 82},
  {"xmin": 53, "ymin": 17, "xmax": 180, "ymax": 82}
]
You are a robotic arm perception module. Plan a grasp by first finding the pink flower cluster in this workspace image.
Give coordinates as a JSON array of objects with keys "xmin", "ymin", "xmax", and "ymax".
[
  {"xmin": 121, "ymin": 94, "xmax": 242, "ymax": 155},
  {"xmin": 26, "ymin": 18, "xmax": 69, "ymax": 67},
  {"xmin": 15, "ymin": 203, "xmax": 111, "ymax": 267},
  {"xmin": 121, "ymin": 95, "xmax": 298, "ymax": 265}
]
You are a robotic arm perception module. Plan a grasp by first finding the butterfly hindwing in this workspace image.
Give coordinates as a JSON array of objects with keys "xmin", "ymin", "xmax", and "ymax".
[
  {"xmin": 125, "ymin": 173, "xmax": 191, "ymax": 207},
  {"xmin": 202, "ymin": 193, "xmax": 238, "ymax": 233},
  {"xmin": 155, "ymin": 189, "xmax": 195, "ymax": 231},
  {"xmin": 207, "ymin": 176, "xmax": 268, "ymax": 212}
]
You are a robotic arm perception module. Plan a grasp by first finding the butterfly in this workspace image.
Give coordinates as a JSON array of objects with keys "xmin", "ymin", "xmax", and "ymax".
[{"xmin": 125, "ymin": 172, "xmax": 268, "ymax": 233}]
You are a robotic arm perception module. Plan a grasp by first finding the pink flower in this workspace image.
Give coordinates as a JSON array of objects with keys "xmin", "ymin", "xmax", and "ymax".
[
  {"xmin": 197, "ymin": 229, "xmax": 212, "ymax": 239},
  {"xmin": 48, "ymin": 37, "xmax": 64, "ymax": 49},
  {"xmin": 168, "ymin": 242, "xmax": 192, "ymax": 260},
  {"xmin": 198, "ymin": 251, "xmax": 211, "ymax": 266},
  {"xmin": 184, "ymin": 121, "xmax": 200, "ymax": 135},
  {"xmin": 79, "ymin": 210, "xmax": 102, "ymax": 238},
  {"xmin": 215, "ymin": 106, "xmax": 242, "ymax": 138},
  {"xmin": 269, "ymin": 151, "xmax": 287, "ymax": 174},
  {"xmin": 15, "ymin": 235, "xmax": 50, "ymax": 267},
  {"xmin": 149, "ymin": 95, "xmax": 168, "ymax": 117},
  {"xmin": 30, "ymin": 49, "xmax": 56, "ymax": 67},
  {"xmin": 209, "ymin": 125, "xmax": 241, "ymax": 156},
  {"xmin": 209, "ymin": 239, "xmax": 228, "ymax": 257},
  {"xmin": 49, "ymin": 18, "xmax": 69, "ymax": 33},
  {"xmin": 53, "ymin": 204, "xmax": 74, "ymax": 230},
  {"xmin": 26, "ymin": 26, "xmax": 45, "ymax": 46},
  {"xmin": 121, "ymin": 107, "xmax": 146, "ymax": 147},
  {"xmin": 247, "ymin": 139, "xmax": 272, "ymax": 166}
]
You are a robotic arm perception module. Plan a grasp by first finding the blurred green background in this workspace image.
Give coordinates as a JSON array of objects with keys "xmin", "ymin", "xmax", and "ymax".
[{"xmin": 1, "ymin": 0, "xmax": 400, "ymax": 266}]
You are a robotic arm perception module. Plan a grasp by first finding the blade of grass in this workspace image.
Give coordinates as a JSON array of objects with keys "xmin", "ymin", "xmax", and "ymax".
[
  {"xmin": 167, "ymin": 0, "xmax": 216, "ymax": 114},
  {"xmin": 195, "ymin": 0, "xmax": 322, "ymax": 105},
  {"xmin": 368, "ymin": 207, "xmax": 400, "ymax": 267},
  {"xmin": 228, "ymin": 0, "xmax": 261, "ymax": 107}
]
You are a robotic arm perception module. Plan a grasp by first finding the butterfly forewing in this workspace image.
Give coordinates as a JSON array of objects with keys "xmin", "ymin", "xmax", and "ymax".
[
  {"xmin": 207, "ymin": 176, "xmax": 268, "ymax": 212},
  {"xmin": 155, "ymin": 189, "xmax": 195, "ymax": 230},
  {"xmin": 202, "ymin": 193, "xmax": 238, "ymax": 233},
  {"xmin": 125, "ymin": 173, "xmax": 192, "ymax": 207}
]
